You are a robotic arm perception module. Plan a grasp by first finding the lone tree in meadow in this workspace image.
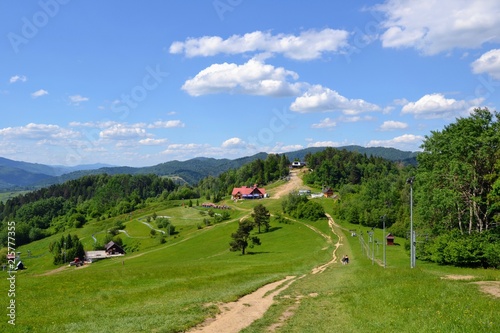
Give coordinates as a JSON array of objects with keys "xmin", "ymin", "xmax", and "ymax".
[
  {"xmin": 252, "ymin": 203, "xmax": 270, "ymax": 233},
  {"xmin": 230, "ymin": 219, "xmax": 261, "ymax": 255}
]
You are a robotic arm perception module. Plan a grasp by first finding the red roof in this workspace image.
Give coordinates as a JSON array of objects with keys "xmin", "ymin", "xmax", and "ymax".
[{"xmin": 232, "ymin": 186, "xmax": 266, "ymax": 196}]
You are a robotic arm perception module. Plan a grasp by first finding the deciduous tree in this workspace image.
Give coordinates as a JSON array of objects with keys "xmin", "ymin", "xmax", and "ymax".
[
  {"xmin": 252, "ymin": 204, "xmax": 270, "ymax": 233},
  {"xmin": 230, "ymin": 219, "xmax": 261, "ymax": 255}
]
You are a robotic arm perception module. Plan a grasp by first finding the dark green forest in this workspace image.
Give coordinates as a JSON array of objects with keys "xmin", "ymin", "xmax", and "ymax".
[{"xmin": 0, "ymin": 108, "xmax": 499, "ymax": 268}]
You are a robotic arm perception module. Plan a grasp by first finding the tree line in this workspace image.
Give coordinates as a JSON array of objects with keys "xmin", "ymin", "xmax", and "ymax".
[
  {"xmin": 302, "ymin": 108, "xmax": 500, "ymax": 268},
  {"xmin": 0, "ymin": 174, "xmax": 178, "ymax": 247}
]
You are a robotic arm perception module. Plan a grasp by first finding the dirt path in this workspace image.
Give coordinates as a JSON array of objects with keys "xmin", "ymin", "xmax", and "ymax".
[
  {"xmin": 188, "ymin": 276, "xmax": 298, "ymax": 333},
  {"xmin": 188, "ymin": 212, "xmax": 343, "ymax": 332},
  {"xmin": 270, "ymin": 170, "xmax": 304, "ymax": 199},
  {"xmin": 312, "ymin": 213, "xmax": 342, "ymax": 274}
]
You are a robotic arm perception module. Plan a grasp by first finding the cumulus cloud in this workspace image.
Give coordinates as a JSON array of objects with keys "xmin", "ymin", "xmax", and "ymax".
[
  {"xmin": 31, "ymin": 89, "xmax": 48, "ymax": 98},
  {"xmin": 379, "ymin": 120, "xmax": 408, "ymax": 131},
  {"xmin": 161, "ymin": 143, "xmax": 210, "ymax": 155},
  {"xmin": 0, "ymin": 123, "xmax": 79, "ymax": 140},
  {"xmin": 99, "ymin": 124, "xmax": 148, "ymax": 140},
  {"xmin": 401, "ymin": 93, "xmax": 483, "ymax": 119},
  {"xmin": 375, "ymin": 0, "xmax": 500, "ymax": 55},
  {"xmin": 275, "ymin": 144, "xmax": 304, "ymax": 152},
  {"xmin": 9, "ymin": 75, "xmax": 27, "ymax": 83},
  {"xmin": 222, "ymin": 137, "xmax": 246, "ymax": 148},
  {"xmin": 182, "ymin": 58, "xmax": 302, "ymax": 97},
  {"xmin": 148, "ymin": 120, "xmax": 186, "ymax": 128},
  {"xmin": 311, "ymin": 118, "xmax": 336, "ymax": 129},
  {"xmin": 69, "ymin": 121, "xmax": 119, "ymax": 128},
  {"xmin": 471, "ymin": 49, "xmax": 500, "ymax": 79},
  {"xmin": 170, "ymin": 29, "xmax": 349, "ymax": 60},
  {"xmin": 307, "ymin": 141, "xmax": 343, "ymax": 148},
  {"xmin": 139, "ymin": 138, "xmax": 167, "ymax": 145},
  {"xmin": 338, "ymin": 115, "xmax": 375, "ymax": 123},
  {"xmin": 290, "ymin": 85, "xmax": 381, "ymax": 114},
  {"xmin": 367, "ymin": 134, "xmax": 424, "ymax": 150},
  {"xmin": 69, "ymin": 94, "xmax": 89, "ymax": 105}
]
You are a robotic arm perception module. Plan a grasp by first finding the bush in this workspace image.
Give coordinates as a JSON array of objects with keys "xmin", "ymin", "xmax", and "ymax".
[{"xmin": 423, "ymin": 230, "xmax": 500, "ymax": 268}]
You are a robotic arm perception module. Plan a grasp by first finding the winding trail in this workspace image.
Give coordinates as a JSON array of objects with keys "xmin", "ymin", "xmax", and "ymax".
[
  {"xmin": 187, "ymin": 213, "xmax": 344, "ymax": 332},
  {"xmin": 311, "ymin": 213, "xmax": 342, "ymax": 274}
]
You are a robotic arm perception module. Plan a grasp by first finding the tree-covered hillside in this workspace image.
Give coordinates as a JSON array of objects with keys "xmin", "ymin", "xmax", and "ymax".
[
  {"xmin": 299, "ymin": 109, "xmax": 500, "ymax": 268},
  {"xmin": 0, "ymin": 174, "xmax": 177, "ymax": 246},
  {"xmin": 301, "ymin": 146, "xmax": 413, "ymax": 231},
  {"xmin": 197, "ymin": 153, "xmax": 290, "ymax": 200}
]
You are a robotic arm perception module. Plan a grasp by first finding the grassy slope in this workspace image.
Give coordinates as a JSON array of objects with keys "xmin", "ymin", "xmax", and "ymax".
[
  {"xmin": 242, "ymin": 206, "xmax": 500, "ymax": 333},
  {"xmin": 1, "ymin": 194, "xmax": 499, "ymax": 332},
  {"xmin": 1, "ymin": 199, "xmax": 334, "ymax": 333}
]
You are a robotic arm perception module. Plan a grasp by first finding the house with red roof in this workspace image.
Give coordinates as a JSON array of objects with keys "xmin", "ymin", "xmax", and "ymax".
[{"xmin": 231, "ymin": 185, "xmax": 267, "ymax": 200}]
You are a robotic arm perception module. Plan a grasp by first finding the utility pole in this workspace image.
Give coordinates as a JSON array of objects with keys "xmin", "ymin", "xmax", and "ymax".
[
  {"xmin": 407, "ymin": 177, "xmax": 416, "ymax": 268},
  {"xmin": 382, "ymin": 215, "xmax": 386, "ymax": 269},
  {"xmin": 368, "ymin": 229, "xmax": 374, "ymax": 265}
]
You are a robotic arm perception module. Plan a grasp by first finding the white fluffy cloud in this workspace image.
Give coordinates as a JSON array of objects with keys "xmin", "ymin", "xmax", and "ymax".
[
  {"xmin": 290, "ymin": 85, "xmax": 381, "ymax": 114},
  {"xmin": 182, "ymin": 58, "xmax": 302, "ymax": 97},
  {"xmin": 401, "ymin": 93, "xmax": 483, "ymax": 119},
  {"xmin": 222, "ymin": 137, "xmax": 246, "ymax": 148},
  {"xmin": 31, "ymin": 89, "xmax": 48, "ymax": 98},
  {"xmin": 379, "ymin": 120, "xmax": 408, "ymax": 131},
  {"xmin": 9, "ymin": 75, "xmax": 27, "ymax": 83},
  {"xmin": 471, "ymin": 49, "xmax": 500, "ymax": 79},
  {"xmin": 311, "ymin": 118, "xmax": 336, "ymax": 129},
  {"xmin": 99, "ymin": 124, "xmax": 148, "ymax": 140},
  {"xmin": 307, "ymin": 141, "xmax": 342, "ymax": 148},
  {"xmin": 170, "ymin": 29, "xmax": 349, "ymax": 60},
  {"xmin": 376, "ymin": 0, "xmax": 500, "ymax": 55},
  {"xmin": 148, "ymin": 120, "xmax": 185, "ymax": 128},
  {"xmin": 69, "ymin": 94, "xmax": 89, "ymax": 105},
  {"xmin": 161, "ymin": 143, "xmax": 210, "ymax": 155},
  {"xmin": 0, "ymin": 123, "xmax": 79, "ymax": 140},
  {"xmin": 139, "ymin": 138, "xmax": 167, "ymax": 145},
  {"xmin": 367, "ymin": 134, "xmax": 424, "ymax": 150}
]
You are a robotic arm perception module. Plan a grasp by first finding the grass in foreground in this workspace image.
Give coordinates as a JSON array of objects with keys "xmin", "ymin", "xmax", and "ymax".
[
  {"xmin": 242, "ymin": 211, "xmax": 500, "ymax": 333},
  {"xmin": 1, "ymin": 200, "xmax": 499, "ymax": 333}
]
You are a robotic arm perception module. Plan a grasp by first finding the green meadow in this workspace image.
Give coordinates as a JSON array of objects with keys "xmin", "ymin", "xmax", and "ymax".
[{"xmin": 1, "ymin": 198, "xmax": 499, "ymax": 333}]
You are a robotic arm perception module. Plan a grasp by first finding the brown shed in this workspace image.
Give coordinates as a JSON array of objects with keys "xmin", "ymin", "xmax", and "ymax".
[
  {"xmin": 322, "ymin": 187, "xmax": 334, "ymax": 198},
  {"xmin": 386, "ymin": 233, "xmax": 395, "ymax": 246}
]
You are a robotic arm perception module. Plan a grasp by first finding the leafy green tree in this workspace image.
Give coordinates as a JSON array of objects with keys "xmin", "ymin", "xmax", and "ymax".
[
  {"xmin": 252, "ymin": 204, "xmax": 270, "ymax": 233},
  {"xmin": 230, "ymin": 219, "xmax": 261, "ymax": 255},
  {"xmin": 49, "ymin": 234, "xmax": 85, "ymax": 265},
  {"xmin": 417, "ymin": 108, "xmax": 500, "ymax": 234}
]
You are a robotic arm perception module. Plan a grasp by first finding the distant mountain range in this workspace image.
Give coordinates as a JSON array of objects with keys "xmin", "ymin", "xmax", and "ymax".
[{"xmin": 0, "ymin": 146, "xmax": 418, "ymax": 191}]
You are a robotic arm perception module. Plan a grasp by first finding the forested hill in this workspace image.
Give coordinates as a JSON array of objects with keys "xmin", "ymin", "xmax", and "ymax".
[
  {"xmin": 0, "ymin": 147, "xmax": 416, "ymax": 191},
  {"xmin": 48, "ymin": 152, "xmax": 269, "ymax": 186},
  {"xmin": 285, "ymin": 146, "xmax": 418, "ymax": 165}
]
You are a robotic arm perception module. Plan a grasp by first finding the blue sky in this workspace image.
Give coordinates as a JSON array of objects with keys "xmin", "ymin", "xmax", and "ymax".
[{"xmin": 1, "ymin": 0, "xmax": 499, "ymax": 167}]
